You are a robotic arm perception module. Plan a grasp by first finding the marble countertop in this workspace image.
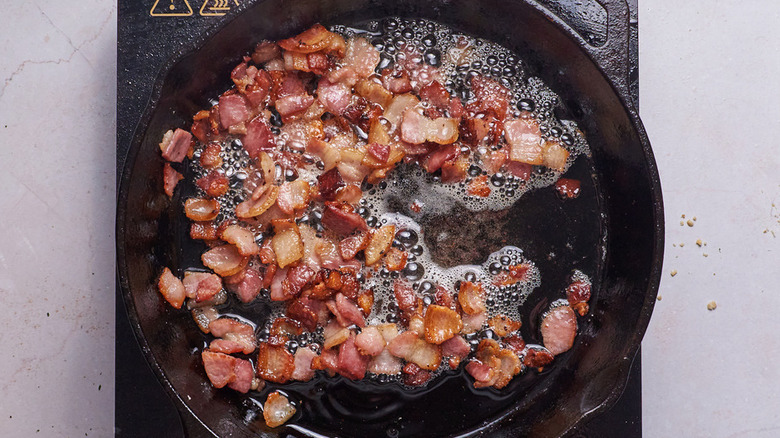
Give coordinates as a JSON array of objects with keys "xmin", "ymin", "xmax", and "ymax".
[{"xmin": 0, "ymin": 1, "xmax": 777, "ymax": 437}]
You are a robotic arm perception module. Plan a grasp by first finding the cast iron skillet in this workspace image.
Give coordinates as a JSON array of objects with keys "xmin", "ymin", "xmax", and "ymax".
[{"xmin": 116, "ymin": 0, "xmax": 663, "ymax": 436}]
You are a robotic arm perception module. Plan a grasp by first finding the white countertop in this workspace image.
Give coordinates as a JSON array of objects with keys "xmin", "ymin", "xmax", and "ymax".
[{"xmin": 0, "ymin": 1, "xmax": 777, "ymax": 437}]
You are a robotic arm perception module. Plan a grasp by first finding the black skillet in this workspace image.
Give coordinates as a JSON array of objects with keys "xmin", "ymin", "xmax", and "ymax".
[{"xmin": 116, "ymin": 0, "xmax": 663, "ymax": 436}]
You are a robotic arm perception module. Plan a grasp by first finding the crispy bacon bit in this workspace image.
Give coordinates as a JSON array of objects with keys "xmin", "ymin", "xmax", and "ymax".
[
  {"xmin": 183, "ymin": 271, "xmax": 223, "ymax": 302},
  {"xmin": 317, "ymin": 167, "xmax": 345, "ymax": 201},
  {"xmin": 364, "ymin": 225, "xmax": 396, "ymax": 266},
  {"xmin": 458, "ymin": 281, "xmax": 486, "ymax": 315},
  {"xmin": 488, "ymin": 314, "xmax": 522, "ymax": 337},
  {"xmin": 278, "ymin": 264, "xmax": 315, "ymax": 300},
  {"xmin": 402, "ymin": 362, "xmax": 432, "ymax": 386},
  {"xmin": 236, "ymin": 185, "xmax": 279, "ymax": 219},
  {"xmin": 555, "ymin": 178, "xmax": 581, "ymax": 199},
  {"xmin": 202, "ymin": 245, "xmax": 247, "ymax": 277},
  {"xmin": 210, "ymin": 317, "xmax": 256, "ymax": 354},
  {"xmin": 467, "ymin": 175, "xmax": 491, "ymax": 197},
  {"xmin": 287, "ymin": 296, "xmax": 324, "ymax": 331},
  {"xmin": 163, "ymin": 163, "xmax": 183, "ymax": 198},
  {"xmin": 356, "ymin": 289, "xmax": 374, "ymax": 316},
  {"xmin": 196, "ymin": 171, "xmax": 229, "ymax": 198},
  {"xmin": 271, "ymin": 220, "xmax": 304, "ymax": 268},
  {"xmin": 419, "ymin": 80, "xmax": 451, "ymax": 110},
  {"xmin": 184, "ymin": 198, "xmax": 219, "ymax": 221},
  {"xmin": 541, "ymin": 305, "xmax": 577, "ymax": 355},
  {"xmin": 192, "ymin": 306, "xmax": 219, "ymax": 333},
  {"xmin": 384, "ymin": 247, "xmax": 408, "ymax": 271},
  {"xmin": 200, "ymin": 143, "xmax": 222, "ymax": 168},
  {"xmin": 468, "ymin": 339, "xmax": 521, "ymax": 389},
  {"xmin": 158, "ymin": 267, "xmax": 185, "ymax": 309},
  {"xmin": 190, "ymin": 221, "xmax": 218, "ymax": 240},
  {"xmin": 470, "ymin": 75, "xmax": 511, "ymax": 119},
  {"xmin": 505, "ymin": 118, "xmax": 543, "ymax": 165},
  {"xmin": 493, "ymin": 264, "xmax": 530, "ymax": 286},
  {"xmin": 566, "ymin": 280, "xmax": 591, "ymax": 316},
  {"xmin": 159, "ymin": 128, "xmax": 192, "ymax": 163},
  {"xmin": 321, "ymin": 202, "xmax": 368, "ymax": 236},
  {"xmin": 263, "ymin": 391, "xmax": 296, "ymax": 428},
  {"xmin": 424, "ymin": 305, "xmax": 463, "ymax": 345},
  {"xmin": 278, "ymin": 24, "xmax": 346, "ymax": 57},
  {"xmin": 257, "ymin": 342, "xmax": 295, "ymax": 383},
  {"xmin": 355, "ymin": 325, "xmax": 385, "ymax": 356},
  {"xmin": 503, "ymin": 334, "xmax": 526, "ymax": 354},
  {"xmin": 524, "ymin": 347, "xmax": 554, "ymax": 368}
]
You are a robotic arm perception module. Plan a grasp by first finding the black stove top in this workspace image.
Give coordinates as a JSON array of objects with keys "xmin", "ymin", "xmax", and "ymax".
[{"xmin": 116, "ymin": 1, "xmax": 641, "ymax": 436}]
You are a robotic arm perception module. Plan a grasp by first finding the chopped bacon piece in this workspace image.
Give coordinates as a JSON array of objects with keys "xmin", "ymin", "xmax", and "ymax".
[
  {"xmin": 163, "ymin": 163, "xmax": 183, "ymax": 198},
  {"xmin": 241, "ymin": 117, "xmax": 275, "ymax": 158},
  {"xmin": 196, "ymin": 171, "xmax": 229, "ymax": 198},
  {"xmin": 384, "ymin": 247, "xmax": 408, "ymax": 271},
  {"xmin": 218, "ymin": 94, "xmax": 250, "ymax": 129},
  {"xmin": 458, "ymin": 281, "xmax": 486, "ymax": 315},
  {"xmin": 276, "ymin": 180, "xmax": 311, "ymax": 214},
  {"xmin": 541, "ymin": 305, "xmax": 577, "ymax": 355},
  {"xmin": 364, "ymin": 225, "xmax": 395, "ymax": 266},
  {"xmin": 252, "ymin": 40, "xmax": 281, "ymax": 64},
  {"xmin": 566, "ymin": 280, "xmax": 591, "ymax": 316},
  {"xmin": 419, "ymin": 80, "xmax": 451, "ymax": 111},
  {"xmin": 424, "ymin": 305, "xmax": 463, "ymax": 345},
  {"xmin": 488, "ymin": 314, "xmax": 522, "ymax": 337},
  {"xmin": 465, "ymin": 359, "xmax": 496, "ymax": 386},
  {"xmin": 208, "ymin": 339, "xmax": 246, "ymax": 355},
  {"xmin": 202, "ymin": 245, "xmax": 247, "ymax": 277},
  {"xmin": 312, "ymin": 348, "xmax": 340, "ymax": 375},
  {"xmin": 504, "ymin": 118, "xmax": 543, "ymax": 165},
  {"xmin": 461, "ymin": 311, "xmax": 487, "ymax": 334},
  {"xmin": 263, "ymin": 391, "xmax": 296, "ymax": 428},
  {"xmin": 422, "ymin": 144, "xmax": 458, "ymax": 173},
  {"xmin": 355, "ymin": 79, "xmax": 392, "ymax": 108},
  {"xmin": 401, "ymin": 108, "xmax": 428, "ymax": 144},
  {"xmin": 256, "ymin": 343, "xmax": 295, "ymax": 383},
  {"xmin": 236, "ymin": 185, "xmax": 279, "ymax": 219},
  {"xmin": 190, "ymin": 221, "xmax": 219, "ymax": 240},
  {"xmin": 505, "ymin": 161, "xmax": 532, "ymax": 180},
  {"xmin": 542, "ymin": 141, "xmax": 569, "ymax": 172},
  {"xmin": 317, "ymin": 168, "xmax": 345, "ymax": 201},
  {"xmin": 278, "ymin": 24, "xmax": 346, "ymax": 56},
  {"xmin": 343, "ymin": 37, "xmax": 380, "ymax": 78},
  {"xmin": 184, "ymin": 198, "xmax": 220, "ymax": 221},
  {"xmin": 271, "ymin": 220, "xmax": 304, "ymax": 269},
  {"xmin": 339, "ymin": 231, "xmax": 370, "ymax": 260},
  {"xmin": 275, "ymin": 93, "xmax": 315, "ymax": 118},
  {"xmin": 321, "ymin": 202, "xmax": 368, "ymax": 236},
  {"xmin": 338, "ymin": 333, "xmax": 369, "ymax": 380},
  {"xmin": 470, "ymin": 75, "xmax": 511, "ymax": 119},
  {"xmin": 440, "ymin": 155, "xmax": 469, "ymax": 183},
  {"xmin": 192, "ymin": 306, "xmax": 219, "ymax": 333},
  {"xmin": 524, "ymin": 347, "xmax": 554, "ymax": 368},
  {"xmin": 209, "ymin": 317, "xmax": 256, "ymax": 354},
  {"xmin": 270, "ymin": 317, "xmax": 304, "ymax": 338},
  {"xmin": 469, "ymin": 339, "xmax": 521, "ymax": 389},
  {"xmin": 393, "ymin": 280, "xmax": 418, "ymax": 316},
  {"xmin": 441, "ymin": 335, "xmax": 471, "ymax": 367},
  {"xmin": 402, "ymin": 362, "xmax": 432, "ymax": 386},
  {"xmin": 278, "ymin": 264, "xmax": 315, "ymax": 300},
  {"xmin": 356, "ymin": 289, "xmax": 374, "ymax": 316},
  {"xmin": 287, "ymin": 296, "xmax": 324, "ymax": 331},
  {"xmin": 159, "ymin": 128, "xmax": 192, "ymax": 163},
  {"xmin": 382, "ymin": 68, "xmax": 412, "ymax": 94},
  {"xmin": 292, "ymin": 346, "xmax": 318, "ymax": 381},
  {"xmin": 220, "ymin": 225, "xmax": 260, "ymax": 256},
  {"xmin": 323, "ymin": 319, "xmax": 351, "ymax": 349},
  {"xmin": 493, "ymin": 264, "xmax": 530, "ymax": 286},
  {"xmin": 200, "ymin": 143, "xmax": 222, "ymax": 168},
  {"xmin": 368, "ymin": 349, "xmax": 403, "ymax": 375},
  {"xmin": 555, "ymin": 178, "xmax": 581, "ymax": 199},
  {"xmin": 329, "ymin": 293, "xmax": 366, "ymax": 328},
  {"xmin": 386, "ymin": 331, "xmax": 442, "ymax": 371},
  {"xmin": 202, "ymin": 351, "xmax": 253, "ymax": 393},
  {"xmin": 183, "ymin": 271, "xmax": 223, "ymax": 302},
  {"xmin": 355, "ymin": 325, "xmax": 385, "ymax": 356},
  {"xmin": 467, "ymin": 175, "xmax": 491, "ymax": 197},
  {"xmin": 158, "ymin": 267, "xmax": 185, "ymax": 309},
  {"xmin": 433, "ymin": 285, "xmax": 456, "ymax": 310},
  {"xmin": 233, "ymin": 266, "xmax": 264, "ymax": 303},
  {"xmin": 317, "ymin": 78, "xmax": 352, "ymax": 115},
  {"xmin": 503, "ymin": 335, "xmax": 526, "ymax": 354},
  {"xmin": 367, "ymin": 142, "xmax": 390, "ymax": 163},
  {"xmin": 482, "ymin": 147, "xmax": 508, "ymax": 174}
]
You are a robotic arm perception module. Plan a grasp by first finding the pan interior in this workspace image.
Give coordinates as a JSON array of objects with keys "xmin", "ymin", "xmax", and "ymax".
[{"xmin": 117, "ymin": 1, "xmax": 660, "ymax": 437}]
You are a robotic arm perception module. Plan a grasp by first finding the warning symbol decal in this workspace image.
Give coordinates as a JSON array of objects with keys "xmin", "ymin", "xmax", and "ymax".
[
  {"xmin": 150, "ymin": 0, "xmax": 194, "ymax": 16},
  {"xmin": 200, "ymin": 0, "xmax": 239, "ymax": 16}
]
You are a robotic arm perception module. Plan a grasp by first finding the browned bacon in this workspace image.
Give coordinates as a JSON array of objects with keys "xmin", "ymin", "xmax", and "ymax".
[
  {"xmin": 257, "ymin": 342, "xmax": 295, "ymax": 383},
  {"xmin": 158, "ymin": 267, "xmax": 185, "ymax": 309},
  {"xmin": 163, "ymin": 163, "xmax": 182, "ymax": 198}
]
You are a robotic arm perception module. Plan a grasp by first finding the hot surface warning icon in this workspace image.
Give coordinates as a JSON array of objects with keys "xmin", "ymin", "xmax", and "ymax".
[
  {"xmin": 200, "ymin": 0, "xmax": 239, "ymax": 16},
  {"xmin": 150, "ymin": 0, "xmax": 194, "ymax": 16}
]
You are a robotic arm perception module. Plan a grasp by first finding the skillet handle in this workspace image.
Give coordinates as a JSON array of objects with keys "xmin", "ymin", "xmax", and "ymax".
[{"xmin": 587, "ymin": 0, "xmax": 633, "ymax": 106}]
